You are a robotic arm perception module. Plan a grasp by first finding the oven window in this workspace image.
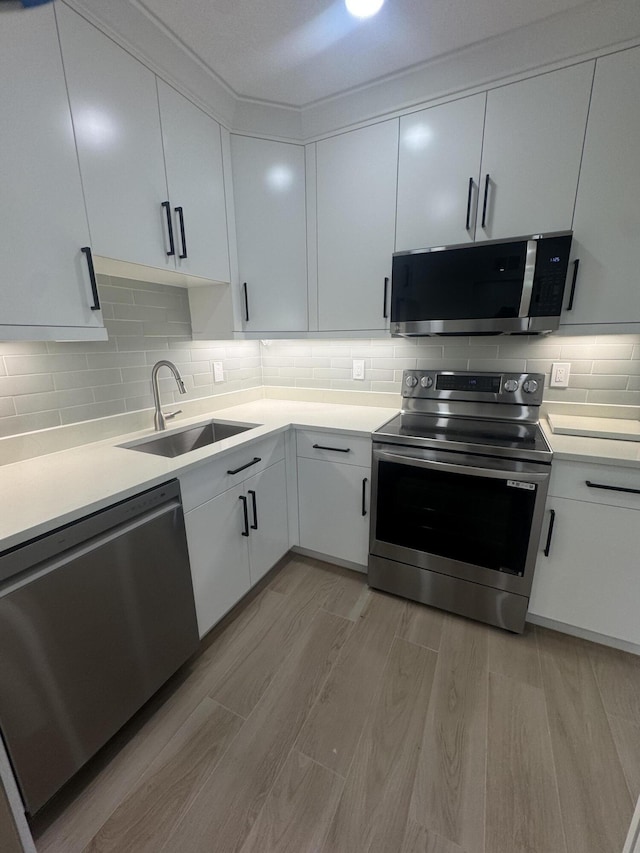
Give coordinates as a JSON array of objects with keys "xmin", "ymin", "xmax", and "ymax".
[{"xmin": 375, "ymin": 460, "xmax": 536, "ymax": 575}]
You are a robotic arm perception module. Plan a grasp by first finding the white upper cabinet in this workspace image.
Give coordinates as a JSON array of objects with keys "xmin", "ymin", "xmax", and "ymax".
[
  {"xmin": 56, "ymin": 3, "xmax": 172, "ymax": 272},
  {"xmin": 231, "ymin": 136, "xmax": 308, "ymax": 332},
  {"xmin": 157, "ymin": 80, "xmax": 230, "ymax": 283},
  {"xmin": 0, "ymin": 4, "xmax": 105, "ymax": 340},
  {"xmin": 478, "ymin": 63, "xmax": 594, "ymax": 240},
  {"xmin": 561, "ymin": 47, "xmax": 640, "ymax": 327},
  {"xmin": 396, "ymin": 94, "xmax": 486, "ymax": 251},
  {"xmin": 317, "ymin": 120, "xmax": 399, "ymax": 332}
]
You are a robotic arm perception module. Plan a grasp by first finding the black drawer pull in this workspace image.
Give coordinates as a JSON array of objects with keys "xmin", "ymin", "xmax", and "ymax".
[
  {"xmin": 543, "ymin": 509, "xmax": 556, "ymax": 557},
  {"xmin": 248, "ymin": 489, "xmax": 258, "ymax": 530},
  {"xmin": 162, "ymin": 201, "xmax": 175, "ymax": 256},
  {"xmin": 567, "ymin": 258, "xmax": 580, "ymax": 310},
  {"xmin": 312, "ymin": 444, "xmax": 350, "ymax": 453},
  {"xmin": 239, "ymin": 495, "xmax": 249, "ymax": 537},
  {"xmin": 81, "ymin": 246, "xmax": 100, "ymax": 310},
  {"xmin": 465, "ymin": 177, "xmax": 474, "ymax": 231},
  {"xmin": 362, "ymin": 477, "xmax": 368, "ymax": 517},
  {"xmin": 227, "ymin": 457, "xmax": 261, "ymax": 476},
  {"xmin": 585, "ymin": 480, "xmax": 640, "ymax": 496},
  {"xmin": 175, "ymin": 206, "xmax": 187, "ymax": 259}
]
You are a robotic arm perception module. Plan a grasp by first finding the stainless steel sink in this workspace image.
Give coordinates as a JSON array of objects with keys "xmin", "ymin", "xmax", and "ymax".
[{"xmin": 120, "ymin": 421, "xmax": 257, "ymax": 458}]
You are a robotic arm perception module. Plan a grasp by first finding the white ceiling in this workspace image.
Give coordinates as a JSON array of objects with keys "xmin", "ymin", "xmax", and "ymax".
[{"xmin": 134, "ymin": 0, "xmax": 592, "ymax": 107}]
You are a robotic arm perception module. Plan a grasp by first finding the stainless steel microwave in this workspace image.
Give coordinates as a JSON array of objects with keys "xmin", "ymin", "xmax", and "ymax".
[{"xmin": 390, "ymin": 231, "xmax": 573, "ymax": 336}]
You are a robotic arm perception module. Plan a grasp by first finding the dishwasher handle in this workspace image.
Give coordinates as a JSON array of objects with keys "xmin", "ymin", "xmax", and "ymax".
[{"xmin": 0, "ymin": 500, "xmax": 182, "ymax": 593}]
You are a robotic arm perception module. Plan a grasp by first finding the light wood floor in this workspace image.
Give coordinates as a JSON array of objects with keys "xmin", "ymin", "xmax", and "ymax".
[{"xmin": 31, "ymin": 555, "xmax": 640, "ymax": 853}]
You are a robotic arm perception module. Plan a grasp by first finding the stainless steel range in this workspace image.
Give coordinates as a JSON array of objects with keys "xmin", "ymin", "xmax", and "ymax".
[{"xmin": 368, "ymin": 369, "xmax": 553, "ymax": 633}]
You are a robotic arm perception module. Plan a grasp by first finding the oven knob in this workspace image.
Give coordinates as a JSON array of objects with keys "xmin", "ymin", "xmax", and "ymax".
[
  {"xmin": 523, "ymin": 379, "xmax": 539, "ymax": 394},
  {"xmin": 504, "ymin": 379, "xmax": 519, "ymax": 392},
  {"xmin": 405, "ymin": 375, "xmax": 418, "ymax": 388},
  {"xmin": 420, "ymin": 375, "xmax": 433, "ymax": 389}
]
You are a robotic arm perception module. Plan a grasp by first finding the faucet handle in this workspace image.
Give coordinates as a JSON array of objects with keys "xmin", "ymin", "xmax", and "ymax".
[{"xmin": 164, "ymin": 410, "xmax": 182, "ymax": 420}]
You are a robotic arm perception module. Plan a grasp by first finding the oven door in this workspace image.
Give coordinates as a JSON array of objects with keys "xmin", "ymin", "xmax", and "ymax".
[{"xmin": 370, "ymin": 443, "xmax": 550, "ymax": 596}]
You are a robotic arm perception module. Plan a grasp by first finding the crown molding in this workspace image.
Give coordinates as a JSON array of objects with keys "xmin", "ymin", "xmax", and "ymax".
[{"xmin": 63, "ymin": 0, "xmax": 640, "ymax": 143}]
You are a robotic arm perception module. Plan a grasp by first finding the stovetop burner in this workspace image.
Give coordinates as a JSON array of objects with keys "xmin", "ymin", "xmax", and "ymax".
[{"xmin": 374, "ymin": 369, "xmax": 552, "ymax": 463}]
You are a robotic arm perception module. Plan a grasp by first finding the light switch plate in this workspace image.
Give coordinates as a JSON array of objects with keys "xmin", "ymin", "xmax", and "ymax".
[
  {"xmin": 550, "ymin": 362, "xmax": 571, "ymax": 388},
  {"xmin": 352, "ymin": 359, "xmax": 365, "ymax": 380},
  {"xmin": 213, "ymin": 361, "xmax": 224, "ymax": 383}
]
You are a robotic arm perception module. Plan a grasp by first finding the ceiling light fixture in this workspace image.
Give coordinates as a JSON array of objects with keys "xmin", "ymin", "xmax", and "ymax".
[{"xmin": 345, "ymin": 0, "xmax": 385, "ymax": 20}]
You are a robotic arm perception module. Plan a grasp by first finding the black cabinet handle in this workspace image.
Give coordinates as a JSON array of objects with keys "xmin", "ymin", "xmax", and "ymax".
[
  {"xmin": 543, "ymin": 509, "xmax": 556, "ymax": 557},
  {"xmin": 81, "ymin": 246, "xmax": 100, "ymax": 311},
  {"xmin": 243, "ymin": 282, "xmax": 250, "ymax": 322},
  {"xmin": 465, "ymin": 177, "xmax": 474, "ymax": 231},
  {"xmin": 586, "ymin": 480, "xmax": 640, "ymax": 496},
  {"xmin": 362, "ymin": 478, "xmax": 368, "ymax": 517},
  {"xmin": 567, "ymin": 258, "xmax": 580, "ymax": 311},
  {"xmin": 312, "ymin": 444, "xmax": 350, "ymax": 453},
  {"xmin": 383, "ymin": 277, "xmax": 389, "ymax": 319},
  {"xmin": 227, "ymin": 456, "xmax": 261, "ymax": 476},
  {"xmin": 248, "ymin": 489, "xmax": 258, "ymax": 530},
  {"xmin": 239, "ymin": 495, "xmax": 249, "ymax": 537},
  {"xmin": 481, "ymin": 173, "xmax": 490, "ymax": 229},
  {"xmin": 175, "ymin": 206, "xmax": 187, "ymax": 259},
  {"xmin": 162, "ymin": 201, "xmax": 175, "ymax": 256}
]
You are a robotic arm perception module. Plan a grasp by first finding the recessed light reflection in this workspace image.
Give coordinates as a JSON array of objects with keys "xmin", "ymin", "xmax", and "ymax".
[
  {"xmin": 345, "ymin": 0, "xmax": 384, "ymax": 19},
  {"xmin": 74, "ymin": 108, "xmax": 118, "ymax": 150},
  {"xmin": 403, "ymin": 123, "xmax": 434, "ymax": 152},
  {"xmin": 266, "ymin": 165, "xmax": 294, "ymax": 192}
]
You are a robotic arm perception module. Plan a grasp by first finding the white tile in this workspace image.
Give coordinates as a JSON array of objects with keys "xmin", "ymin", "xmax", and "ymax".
[
  {"xmin": 0, "ymin": 374, "xmax": 55, "ymax": 396},
  {"xmin": 5, "ymin": 353, "xmax": 88, "ymax": 375},
  {"xmin": 14, "ymin": 388, "xmax": 94, "ymax": 415}
]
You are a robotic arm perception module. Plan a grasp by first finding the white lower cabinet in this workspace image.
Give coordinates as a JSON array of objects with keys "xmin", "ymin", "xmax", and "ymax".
[
  {"xmin": 182, "ymin": 455, "xmax": 289, "ymax": 638},
  {"xmin": 297, "ymin": 457, "xmax": 371, "ymax": 568},
  {"xmin": 245, "ymin": 461, "xmax": 289, "ymax": 585},
  {"xmin": 529, "ymin": 461, "xmax": 640, "ymax": 646},
  {"xmin": 185, "ymin": 484, "xmax": 252, "ymax": 638}
]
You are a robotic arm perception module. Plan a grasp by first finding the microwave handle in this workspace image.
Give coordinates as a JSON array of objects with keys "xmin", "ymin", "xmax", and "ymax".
[{"xmin": 375, "ymin": 448, "xmax": 549, "ymax": 484}]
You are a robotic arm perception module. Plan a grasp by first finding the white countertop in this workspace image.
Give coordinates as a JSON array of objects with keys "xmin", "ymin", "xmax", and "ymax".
[
  {"xmin": 0, "ymin": 399, "xmax": 397, "ymax": 552},
  {"xmin": 2, "ymin": 397, "xmax": 639, "ymax": 554},
  {"xmin": 541, "ymin": 419, "xmax": 640, "ymax": 469}
]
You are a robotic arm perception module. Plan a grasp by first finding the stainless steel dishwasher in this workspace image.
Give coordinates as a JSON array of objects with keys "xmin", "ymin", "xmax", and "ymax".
[{"xmin": 0, "ymin": 479, "xmax": 199, "ymax": 816}]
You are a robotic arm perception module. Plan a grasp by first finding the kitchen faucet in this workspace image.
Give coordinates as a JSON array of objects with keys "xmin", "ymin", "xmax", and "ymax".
[{"xmin": 151, "ymin": 360, "xmax": 187, "ymax": 431}]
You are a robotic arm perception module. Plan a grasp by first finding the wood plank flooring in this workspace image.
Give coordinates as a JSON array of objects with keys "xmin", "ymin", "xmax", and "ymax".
[{"xmin": 31, "ymin": 555, "xmax": 638, "ymax": 853}]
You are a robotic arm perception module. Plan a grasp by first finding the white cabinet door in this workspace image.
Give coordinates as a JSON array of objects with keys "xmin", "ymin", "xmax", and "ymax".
[
  {"xmin": 158, "ymin": 80, "xmax": 230, "ymax": 283},
  {"xmin": 298, "ymin": 457, "xmax": 370, "ymax": 567},
  {"xmin": 0, "ymin": 4, "xmax": 104, "ymax": 339},
  {"xmin": 562, "ymin": 48, "xmax": 640, "ymax": 327},
  {"xmin": 184, "ymin": 484, "xmax": 251, "ymax": 638},
  {"xmin": 246, "ymin": 460, "xmax": 289, "ymax": 585},
  {"xmin": 231, "ymin": 136, "xmax": 308, "ymax": 332},
  {"xmin": 317, "ymin": 120, "xmax": 399, "ymax": 331},
  {"xmin": 56, "ymin": 4, "xmax": 171, "ymax": 271},
  {"xmin": 478, "ymin": 63, "xmax": 594, "ymax": 240},
  {"xmin": 529, "ymin": 498, "xmax": 640, "ymax": 645},
  {"xmin": 396, "ymin": 94, "xmax": 486, "ymax": 250}
]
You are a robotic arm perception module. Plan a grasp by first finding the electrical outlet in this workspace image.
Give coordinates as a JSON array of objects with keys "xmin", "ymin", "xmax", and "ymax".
[
  {"xmin": 352, "ymin": 359, "xmax": 365, "ymax": 380},
  {"xmin": 213, "ymin": 361, "xmax": 224, "ymax": 383},
  {"xmin": 550, "ymin": 362, "xmax": 571, "ymax": 388}
]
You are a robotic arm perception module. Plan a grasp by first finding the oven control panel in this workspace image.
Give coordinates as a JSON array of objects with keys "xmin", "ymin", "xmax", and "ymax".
[{"xmin": 402, "ymin": 370, "xmax": 545, "ymax": 406}]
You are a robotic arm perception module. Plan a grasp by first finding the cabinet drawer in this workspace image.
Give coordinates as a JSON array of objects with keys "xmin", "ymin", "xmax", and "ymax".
[
  {"xmin": 296, "ymin": 429, "xmax": 371, "ymax": 467},
  {"xmin": 549, "ymin": 460, "xmax": 640, "ymax": 511},
  {"xmin": 180, "ymin": 433, "xmax": 285, "ymax": 512}
]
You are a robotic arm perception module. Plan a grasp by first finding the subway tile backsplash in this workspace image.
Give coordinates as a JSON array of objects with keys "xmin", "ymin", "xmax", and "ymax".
[
  {"xmin": 260, "ymin": 335, "xmax": 640, "ymax": 404},
  {"xmin": 0, "ymin": 276, "xmax": 262, "ymax": 439},
  {"xmin": 0, "ymin": 275, "xmax": 639, "ymax": 439}
]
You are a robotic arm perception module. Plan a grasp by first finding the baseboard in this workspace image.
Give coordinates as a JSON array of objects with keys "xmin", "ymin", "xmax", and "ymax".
[
  {"xmin": 291, "ymin": 546, "xmax": 367, "ymax": 574},
  {"xmin": 527, "ymin": 613, "xmax": 640, "ymax": 656}
]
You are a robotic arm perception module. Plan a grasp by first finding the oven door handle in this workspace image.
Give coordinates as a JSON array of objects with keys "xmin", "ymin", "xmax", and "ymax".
[{"xmin": 374, "ymin": 449, "xmax": 550, "ymax": 484}]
